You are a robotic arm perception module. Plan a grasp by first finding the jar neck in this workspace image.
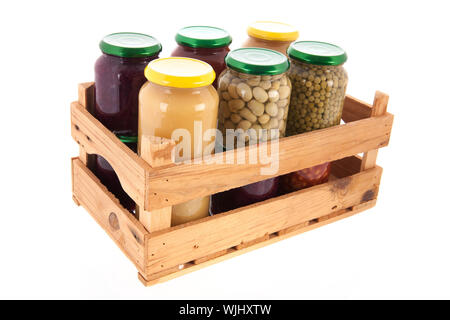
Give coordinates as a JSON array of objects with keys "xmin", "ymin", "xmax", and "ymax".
[
  {"xmin": 102, "ymin": 52, "xmax": 157, "ymax": 63},
  {"xmin": 248, "ymin": 35, "xmax": 291, "ymax": 45},
  {"xmin": 177, "ymin": 44, "xmax": 228, "ymax": 53},
  {"xmin": 290, "ymin": 58, "xmax": 344, "ymax": 69}
]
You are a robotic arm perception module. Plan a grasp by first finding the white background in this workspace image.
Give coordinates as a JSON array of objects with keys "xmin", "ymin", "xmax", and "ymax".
[{"xmin": 0, "ymin": 0, "xmax": 449, "ymax": 299}]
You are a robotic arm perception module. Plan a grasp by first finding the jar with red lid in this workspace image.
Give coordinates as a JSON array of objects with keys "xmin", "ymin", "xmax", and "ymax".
[
  {"xmin": 94, "ymin": 32, "xmax": 162, "ymax": 212},
  {"xmin": 171, "ymin": 26, "xmax": 231, "ymax": 88}
]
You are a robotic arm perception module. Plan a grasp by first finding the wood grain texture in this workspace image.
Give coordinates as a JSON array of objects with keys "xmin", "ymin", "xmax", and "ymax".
[
  {"xmin": 342, "ymin": 95, "xmax": 373, "ymax": 123},
  {"xmin": 144, "ymin": 166, "xmax": 381, "ymax": 275},
  {"xmin": 71, "ymin": 102, "xmax": 150, "ymax": 207},
  {"xmin": 77, "ymin": 83, "xmax": 95, "ymax": 168},
  {"xmin": 72, "ymin": 158, "xmax": 149, "ymax": 273},
  {"xmin": 138, "ymin": 199, "xmax": 377, "ymax": 287},
  {"xmin": 144, "ymin": 114, "xmax": 393, "ymax": 210},
  {"xmin": 361, "ymin": 91, "xmax": 390, "ymax": 171},
  {"xmin": 140, "ymin": 135, "xmax": 176, "ymax": 168},
  {"xmin": 138, "ymin": 135, "xmax": 175, "ymax": 232}
]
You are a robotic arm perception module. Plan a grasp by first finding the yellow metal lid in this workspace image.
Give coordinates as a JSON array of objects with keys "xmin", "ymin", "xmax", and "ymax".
[
  {"xmin": 144, "ymin": 57, "xmax": 215, "ymax": 88},
  {"xmin": 247, "ymin": 21, "xmax": 299, "ymax": 42}
]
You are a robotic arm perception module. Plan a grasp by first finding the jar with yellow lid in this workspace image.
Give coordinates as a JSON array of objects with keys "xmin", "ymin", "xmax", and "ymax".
[
  {"xmin": 138, "ymin": 57, "xmax": 219, "ymax": 226},
  {"xmin": 242, "ymin": 21, "xmax": 299, "ymax": 56}
]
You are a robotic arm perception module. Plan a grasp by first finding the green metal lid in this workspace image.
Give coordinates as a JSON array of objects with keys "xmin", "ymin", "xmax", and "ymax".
[
  {"xmin": 175, "ymin": 26, "xmax": 232, "ymax": 48},
  {"xmin": 100, "ymin": 32, "xmax": 162, "ymax": 58},
  {"xmin": 225, "ymin": 48, "xmax": 289, "ymax": 75},
  {"xmin": 117, "ymin": 135, "xmax": 138, "ymax": 143},
  {"xmin": 287, "ymin": 41, "xmax": 347, "ymax": 66}
]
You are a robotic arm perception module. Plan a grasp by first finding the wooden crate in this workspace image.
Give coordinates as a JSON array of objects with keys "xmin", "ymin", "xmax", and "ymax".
[{"xmin": 71, "ymin": 82, "xmax": 393, "ymax": 286}]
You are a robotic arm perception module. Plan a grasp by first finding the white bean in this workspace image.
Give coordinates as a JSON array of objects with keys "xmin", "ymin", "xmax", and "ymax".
[
  {"xmin": 228, "ymin": 99, "xmax": 245, "ymax": 112},
  {"xmin": 279, "ymin": 85, "xmax": 291, "ymax": 99},
  {"xmin": 239, "ymin": 107, "xmax": 257, "ymax": 122},
  {"xmin": 265, "ymin": 102, "xmax": 278, "ymax": 117},
  {"xmin": 236, "ymin": 83, "xmax": 253, "ymax": 102},
  {"xmin": 253, "ymin": 87, "xmax": 269, "ymax": 103},
  {"xmin": 271, "ymin": 81, "xmax": 280, "ymax": 90},
  {"xmin": 237, "ymin": 120, "xmax": 252, "ymax": 130},
  {"xmin": 269, "ymin": 118, "xmax": 279, "ymax": 129},
  {"xmin": 230, "ymin": 113, "xmax": 242, "ymax": 124},
  {"xmin": 259, "ymin": 80, "xmax": 271, "ymax": 90},
  {"xmin": 258, "ymin": 114, "xmax": 270, "ymax": 125},
  {"xmin": 276, "ymin": 107, "xmax": 285, "ymax": 120},
  {"xmin": 248, "ymin": 100, "xmax": 265, "ymax": 116},
  {"xmin": 228, "ymin": 83, "xmax": 239, "ymax": 99},
  {"xmin": 225, "ymin": 120, "xmax": 235, "ymax": 130},
  {"xmin": 277, "ymin": 99, "xmax": 288, "ymax": 108},
  {"xmin": 246, "ymin": 77, "xmax": 261, "ymax": 86},
  {"xmin": 222, "ymin": 91, "xmax": 231, "ymax": 101},
  {"xmin": 268, "ymin": 89, "xmax": 280, "ymax": 102}
]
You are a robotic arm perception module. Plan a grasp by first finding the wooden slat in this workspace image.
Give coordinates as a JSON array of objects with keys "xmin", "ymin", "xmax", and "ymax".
[
  {"xmin": 342, "ymin": 95, "xmax": 373, "ymax": 123},
  {"xmin": 77, "ymin": 83, "xmax": 95, "ymax": 167},
  {"xmin": 72, "ymin": 158, "xmax": 148, "ymax": 273},
  {"xmin": 144, "ymin": 166, "xmax": 382, "ymax": 275},
  {"xmin": 145, "ymin": 113, "xmax": 393, "ymax": 210},
  {"xmin": 140, "ymin": 135, "xmax": 175, "ymax": 168},
  {"xmin": 138, "ymin": 199, "xmax": 376, "ymax": 286},
  {"xmin": 331, "ymin": 155, "xmax": 363, "ymax": 179},
  {"xmin": 71, "ymin": 101, "xmax": 150, "ymax": 207},
  {"xmin": 138, "ymin": 135, "xmax": 175, "ymax": 232},
  {"xmin": 361, "ymin": 91, "xmax": 390, "ymax": 171}
]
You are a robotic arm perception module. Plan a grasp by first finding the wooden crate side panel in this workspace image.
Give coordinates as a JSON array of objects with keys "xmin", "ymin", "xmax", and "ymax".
[
  {"xmin": 342, "ymin": 95, "xmax": 373, "ymax": 123},
  {"xmin": 139, "ymin": 199, "xmax": 376, "ymax": 286},
  {"xmin": 72, "ymin": 158, "xmax": 148, "ymax": 273},
  {"xmin": 71, "ymin": 102, "xmax": 149, "ymax": 207},
  {"xmin": 145, "ymin": 114, "xmax": 392, "ymax": 210},
  {"xmin": 144, "ymin": 167, "xmax": 381, "ymax": 275},
  {"xmin": 77, "ymin": 82, "xmax": 95, "ymax": 167},
  {"xmin": 331, "ymin": 156, "xmax": 363, "ymax": 179},
  {"xmin": 361, "ymin": 91, "xmax": 390, "ymax": 171}
]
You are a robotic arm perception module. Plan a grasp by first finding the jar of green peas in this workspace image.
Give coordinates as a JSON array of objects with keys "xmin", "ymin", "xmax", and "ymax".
[{"xmin": 282, "ymin": 41, "xmax": 348, "ymax": 192}]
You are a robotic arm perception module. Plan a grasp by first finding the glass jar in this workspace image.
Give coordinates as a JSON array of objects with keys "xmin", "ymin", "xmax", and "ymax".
[
  {"xmin": 282, "ymin": 41, "xmax": 348, "ymax": 192},
  {"xmin": 138, "ymin": 57, "xmax": 218, "ymax": 226},
  {"xmin": 95, "ymin": 32, "xmax": 162, "ymax": 136},
  {"xmin": 171, "ymin": 26, "xmax": 231, "ymax": 88},
  {"xmin": 95, "ymin": 136, "xmax": 137, "ymax": 212},
  {"xmin": 94, "ymin": 32, "xmax": 162, "ymax": 212},
  {"xmin": 211, "ymin": 48, "xmax": 291, "ymax": 214},
  {"xmin": 241, "ymin": 21, "xmax": 299, "ymax": 56}
]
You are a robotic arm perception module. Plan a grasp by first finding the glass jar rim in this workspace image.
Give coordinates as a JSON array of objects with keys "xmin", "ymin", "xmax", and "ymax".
[
  {"xmin": 225, "ymin": 48, "xmax": 289, "ymax": 76},
  {"xmin": 100, "ymin": 32, "xmax": 162, "ymax": 58},
  {"xmin": 145, "ymin": 57, "xmax": 215, "ymax": 88},
  {"xmin": 175, "ymin": 26, "xmax": 232, "ymax": 48},
  {"xmin": 287, "ymin": 41, "xmax": 347, "ymax": 66}
]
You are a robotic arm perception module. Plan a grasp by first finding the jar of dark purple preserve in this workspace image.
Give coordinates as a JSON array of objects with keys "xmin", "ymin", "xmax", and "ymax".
[
  {"xmin": 171, "ymin": 26, "xmax": 231, "ymax": 88},
  {"xmin": 94, "ymin": 32, "xmax": 162, "ymax": 212}
]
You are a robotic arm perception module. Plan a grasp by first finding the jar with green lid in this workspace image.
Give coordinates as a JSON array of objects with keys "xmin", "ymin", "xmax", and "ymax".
[
  {"xmin": 282, "ymin": 41, "xmax": 348, "ymax": 192},
  {"xmin": 211, "ymin": 48, "xmax": 291, "ymax": 215},
  {"xmin": 217, "ymin": 47, "xmax": 292, "ymax": 147},
  {"xmin": 94, "ymin": 32, "xmax": 162, "ymax": 212},
  {"xmin": 171, "ymin": 26, "xmax": 232, "ymax": 88}
]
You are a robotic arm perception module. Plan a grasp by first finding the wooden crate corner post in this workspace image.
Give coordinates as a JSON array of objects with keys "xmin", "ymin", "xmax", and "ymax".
[
  {"xmin": 77, "ymin": 82, "xmax": 95, "ymax": 167},
  {"xmin": 361, "ymin": 91, "xmax": 389, "ymax": 171},
  {"xmin": 138, "ymin": 135, "xmax": 176, "ymax": 233}
]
